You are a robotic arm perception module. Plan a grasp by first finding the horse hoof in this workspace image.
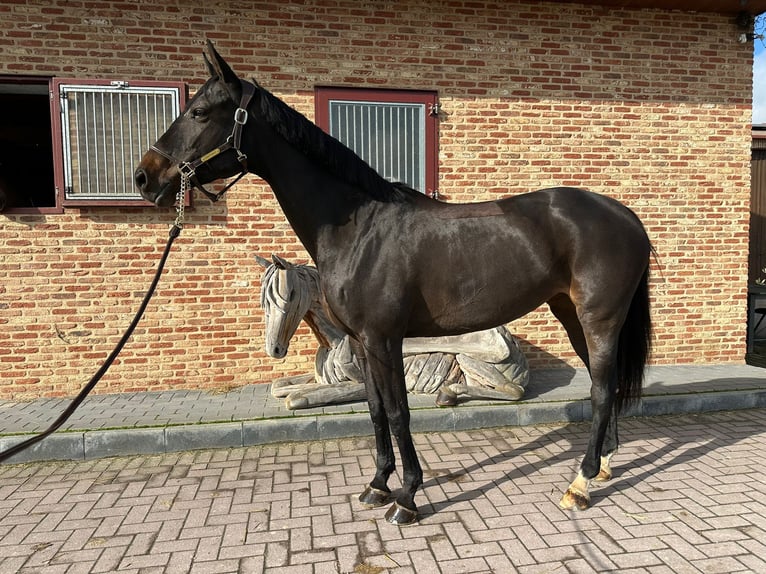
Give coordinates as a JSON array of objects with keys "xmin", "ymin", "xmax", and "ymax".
[
  {"xmin": 594, "ymin": 468, "xmax": 612, "ymax": 482},
  {"xmin": 435, "ymin": 389, "xmax": 457, "ymax": 407},
  {"xmin": 359, "ymin": 485, "xmax": 391, "ymax": 508},
  {"xmin": 385, "ymin": 502, "xmax": 418, "ymax": 525},
  {"xmin": 559, "ymin": 488, "xmax": 590, "ymax": 511}
]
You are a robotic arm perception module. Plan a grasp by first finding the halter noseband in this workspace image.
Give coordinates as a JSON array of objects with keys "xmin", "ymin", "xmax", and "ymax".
[{"xmin": 151, "ymin": 78, "xmax": 257, "ymax": 203}]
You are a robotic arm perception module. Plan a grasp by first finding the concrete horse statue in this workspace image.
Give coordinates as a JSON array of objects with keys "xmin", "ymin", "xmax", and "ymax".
[{"xmin": 256, "ymin": 254, "xmax": 529, "ymax": 410}]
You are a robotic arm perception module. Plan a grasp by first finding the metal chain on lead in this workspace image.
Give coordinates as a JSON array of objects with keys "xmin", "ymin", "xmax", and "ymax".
[{"xmin": 175, "ymin": 172, "xmax": 188, "ymax": 229}]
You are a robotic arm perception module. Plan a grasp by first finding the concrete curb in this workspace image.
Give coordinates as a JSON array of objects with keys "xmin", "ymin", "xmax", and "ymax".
[{"xmin": 2, "ymin": 387, "xmax": 765, "ymax": 465}]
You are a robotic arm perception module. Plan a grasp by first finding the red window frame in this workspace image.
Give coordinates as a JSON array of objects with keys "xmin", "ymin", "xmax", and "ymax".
[{"xmin": 315, "ymin": 87, "xmax": 439, "ymax": 197}]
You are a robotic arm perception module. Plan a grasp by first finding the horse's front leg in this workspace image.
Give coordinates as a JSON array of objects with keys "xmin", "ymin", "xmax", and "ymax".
[
  {"xmin": 356, "ymin": 335, "xmax": 422, "ymax": 525},
  {"xmin": 351, "ymin": 338, "xmax": 396, "ymax": 509}
]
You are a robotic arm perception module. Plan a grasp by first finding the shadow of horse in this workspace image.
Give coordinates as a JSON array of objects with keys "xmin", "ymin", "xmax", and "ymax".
[
  {"xmin": 642, "ymin": 371, "xmax": 766, "ymax": 396},
  {"xmin": 410, "ymin": 408, "xmax": 762, "ymax": 520},
  {"xmin": 517, "ymin": 343, "xmax": 580, "ymax": 401}
]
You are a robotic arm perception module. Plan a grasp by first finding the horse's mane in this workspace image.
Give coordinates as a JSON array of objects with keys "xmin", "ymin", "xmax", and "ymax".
[{"xmin": 252, "ymin": 80, "xmax": 421, "ymax": 204}]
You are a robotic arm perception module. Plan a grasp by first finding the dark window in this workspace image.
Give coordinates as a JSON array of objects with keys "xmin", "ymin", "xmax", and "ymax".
[
  {"xmin": 315, "ymin": 87, "xmax": 439, "ymax": 196},
  {"xmin": 0, "ymin": 77, "xmax": 56, "ymax": 213}
]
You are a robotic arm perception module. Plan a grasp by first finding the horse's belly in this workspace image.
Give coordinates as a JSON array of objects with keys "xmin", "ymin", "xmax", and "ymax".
[{"xmin": 406, "ymin": 281, "xmax": 554, "ymax": 338}]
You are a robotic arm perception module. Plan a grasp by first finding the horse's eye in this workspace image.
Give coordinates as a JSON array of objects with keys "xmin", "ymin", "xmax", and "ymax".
[{"xmin": 189, "ymin": 107, "xmax": 207, "ymax": 121}]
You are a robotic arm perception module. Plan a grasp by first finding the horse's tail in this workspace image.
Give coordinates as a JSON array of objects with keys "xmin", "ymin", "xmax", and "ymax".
[{"xmin": 615, "ymin": 263, "xmax": 652, "ymax": 414}]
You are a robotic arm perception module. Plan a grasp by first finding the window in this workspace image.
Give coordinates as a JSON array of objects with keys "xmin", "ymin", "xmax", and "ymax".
[
  {"xmin": 315, "ymin": 88, "xmax": 438, "ymax": 196},
  {"xmin": 53, "ymin": 79, "xmax": 185, "ymax": 207},
  {"xmin": 0, "ymin": 77, "xmax": 185, "ymax": 214},
  {"xmin": 0, "ymin": 77, "xmax": 56, "ymax": 213}
]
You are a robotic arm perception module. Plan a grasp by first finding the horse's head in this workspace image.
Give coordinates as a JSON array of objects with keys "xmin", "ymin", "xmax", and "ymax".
[
  {"xmin": 134, "ymin": 41, "xmax": 256, "ymax": 206},
  {"xmin": 256, "ymin": 254, "xmax": 315, "ymax": 359}
]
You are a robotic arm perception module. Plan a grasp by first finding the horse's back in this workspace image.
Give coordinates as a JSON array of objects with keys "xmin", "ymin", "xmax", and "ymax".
[
  {"xmin": 484, "ymin": 187, "xmax": 650, "ymax": 265},
  {"xmin": 498, "ymin": 187, "xmax": 644, "ymax": 233},
  {"xmin": 398, "ymin": 187, "xmax": 650, "ymax": 334},
  {"xmin": 425, "ymin": 186, "xmax": 649, "ymax": 262}
]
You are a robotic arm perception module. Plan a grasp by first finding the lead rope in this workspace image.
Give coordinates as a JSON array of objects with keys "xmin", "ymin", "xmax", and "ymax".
[{"xmin": 0, "ymin": 177, "xmax": 188, "ymax": 463}]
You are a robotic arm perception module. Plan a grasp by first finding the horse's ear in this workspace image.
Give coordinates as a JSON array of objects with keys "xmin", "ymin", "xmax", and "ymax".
[
  {"xmin": 203, "ymin": 39, "xmax": 240, "ymax": 87},
  {"xmin": 203, "ymin": 50, "xmax": 216, "ymax": 79},
  {"xmin": 272, "ymin": 254, "xmax": 292, "ymax": 269},
  {"xmin": 254, "ymin": 255, "xmax": 271, "ymax": 269}
]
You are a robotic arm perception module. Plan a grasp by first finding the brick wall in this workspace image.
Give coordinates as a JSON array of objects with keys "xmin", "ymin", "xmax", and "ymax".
[{"xmin": 0, "ymin": 0, "xmax": 753, "ymax": 399}]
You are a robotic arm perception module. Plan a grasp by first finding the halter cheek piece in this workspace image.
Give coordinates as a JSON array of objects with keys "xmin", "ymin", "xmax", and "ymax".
[{"xmin": 150, "ymin": 79, "xmax": 257, "ymax": 203}]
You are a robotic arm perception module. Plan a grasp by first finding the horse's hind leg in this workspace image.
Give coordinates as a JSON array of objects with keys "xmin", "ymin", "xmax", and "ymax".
[
  {"xmin": 558, "ymin": 316, "xmax": 622, "ymax": 511},
  {"xmin": 549, "ymin": 294, "xmax": 589, "ymax": 367},
  {"xmin": 595, "ymin": 410, "xmax": 618, "ymax": 482},
  {"xmin": 550, "ymin": 295, "xmax": 619, "ymax": 486}
]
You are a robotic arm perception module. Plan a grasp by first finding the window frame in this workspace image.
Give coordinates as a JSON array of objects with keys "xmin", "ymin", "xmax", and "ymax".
[
  {"xmin": 314, "ymin": 87, "xmax": 439, "ymax": 197},
  {"xmin": 51, "ymin": 78, "xmax": 187, "ymax": 208}
]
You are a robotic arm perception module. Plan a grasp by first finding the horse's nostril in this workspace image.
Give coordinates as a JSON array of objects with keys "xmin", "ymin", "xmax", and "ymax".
[{"xmin": 134, "ymin": 168, "xmax": 147, "ymax": 190}]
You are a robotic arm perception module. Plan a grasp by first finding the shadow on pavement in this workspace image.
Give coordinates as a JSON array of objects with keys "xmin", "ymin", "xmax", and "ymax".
[{"xmin": 413, "ymin": 407, "xmax": 762, "ymax": 519}]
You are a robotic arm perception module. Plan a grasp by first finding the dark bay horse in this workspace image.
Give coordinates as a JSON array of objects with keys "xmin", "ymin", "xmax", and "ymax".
[{"xmin": 135, "ymin": 42, "xmax": 652, "ymax": 525}]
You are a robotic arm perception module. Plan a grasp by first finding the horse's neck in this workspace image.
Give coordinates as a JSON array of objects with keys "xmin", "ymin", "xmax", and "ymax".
[{"xmin": 249, "ymin": 126, "xmax": 366, "ymax": 261}]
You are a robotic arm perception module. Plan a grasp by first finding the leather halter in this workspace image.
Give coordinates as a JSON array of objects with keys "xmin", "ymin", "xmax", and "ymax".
[{"xmin": 151, "ymin": 79, "xmax": 257, "ymax": 203}]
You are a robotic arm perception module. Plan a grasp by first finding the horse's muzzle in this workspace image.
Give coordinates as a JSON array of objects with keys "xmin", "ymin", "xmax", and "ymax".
[
  {"xmin": 134, "ymin": 148, "xmax": 180, "ymax": 207},
  {"xmin": 134, "ymin": 171, "xmax": 178, "ymax": 208},
  {"xmin": 267, "ymin": 342, "xmax": 288, "ymax": 359},
  {"xmin": 133, "ymin": 167, "xmax": 150, "ymax": 196}
]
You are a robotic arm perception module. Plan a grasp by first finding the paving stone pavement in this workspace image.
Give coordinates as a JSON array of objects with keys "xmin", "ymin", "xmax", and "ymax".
[{"xmin": 1, "ymin": 408, "xmax": 766, "ymax": 574}]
